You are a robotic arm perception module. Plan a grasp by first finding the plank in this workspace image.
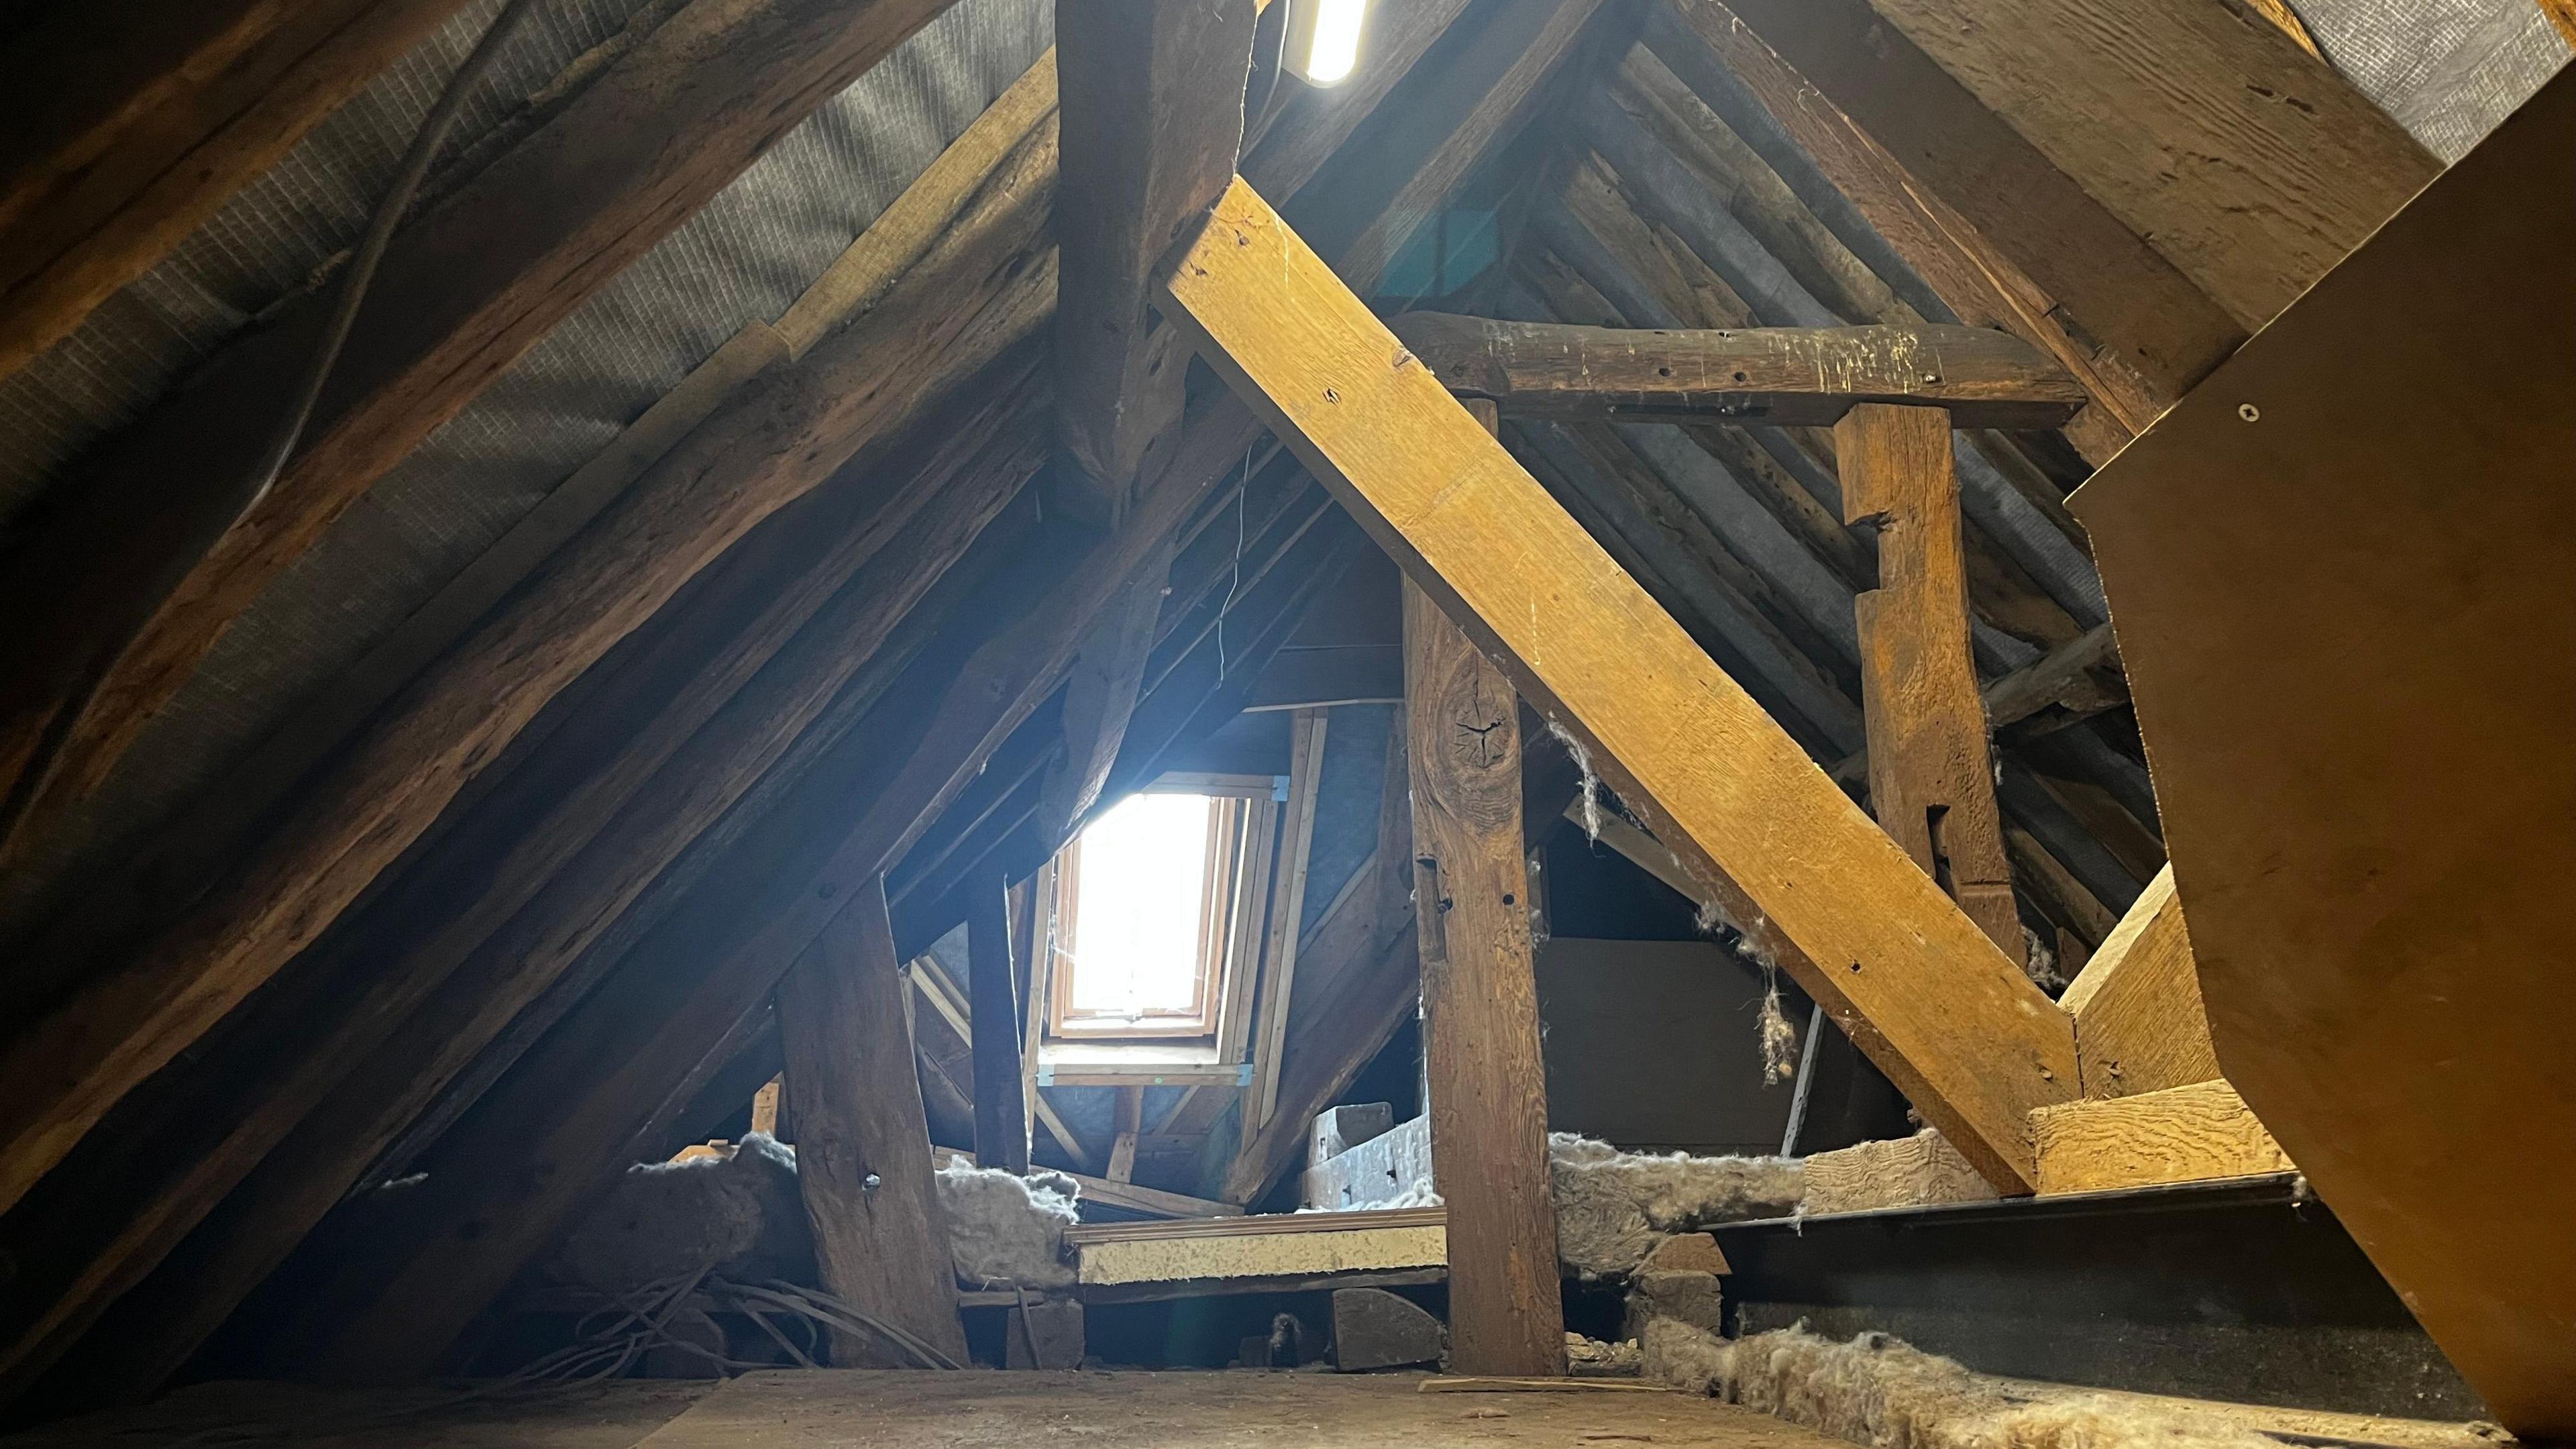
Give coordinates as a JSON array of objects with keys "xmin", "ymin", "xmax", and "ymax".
[
  {"xmin": 1389, "ymin": 315, "xmax": 2084, "ymax": 430},
  {"xmin": 2028, "ymin": 1079, "xmax": 2293, "ymax": 1195},
  {"xmin": 1856, "ymin": 0, "xmax": 2436, "ymax": 329},
  {"xmin": 0, "ymin": 0, "xmax": 961, "ymax": 869},
  {"xmin": 1076, "ymin": 1216, "xmax": 1446, "ymax": 1287},
  {"xmin": 0, "ymin": 0, "xmax": 477, "ymax": 380},
  {"xmin": 1647, "ymin": 0, "xmax": 2158, "ymax": 460},
  {"xmin": 777, "ymin": 875, "xmax": 969, "ymax": 1366},
  {"xmin": 1053, "ymin": 0, "xmax": 1258, "ymax": 498},
  {"xmin": 616, "ymin": 1364, "xmax": 1839, "ymax": 1449},
  {"xmin": 1246, "ymin": 708, "xmax": 1328, "ymax": 1129},
  {"xmin": 0, "ymin": 106, "xmax": 1056, "ymax": 1228},
  {"xmin": 1163, "ymin": 178, "xmax": 2075, "ymax": 1191},
  {"xmin": 1405, "ymin": 567, "xmax": 1560, "ymax": 1373},
  {"xmin": 2065, "ymin": 68, "xmax": 2576, "ymax": 1433},
  {"xmin": 1837, "ymin": 403, "xmax": 2023, "ymax": 965},
  {"xmin": 968, "ymin": 877, "xmax": 1031, "ymax": 1176},
  {"xmin": 2057, "ymin": 865, "xmax": 2218, "ymax": 1099}
]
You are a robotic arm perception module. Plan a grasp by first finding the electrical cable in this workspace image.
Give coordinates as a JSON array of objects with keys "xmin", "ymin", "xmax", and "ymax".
[{"xmin": 0, "ymin": 0, "xmax": 548, "ymax": 857}]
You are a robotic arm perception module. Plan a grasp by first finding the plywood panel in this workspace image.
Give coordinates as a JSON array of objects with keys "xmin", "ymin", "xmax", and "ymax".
[{"xmin": 2069, "ymin": 68, "xmax": 2576, "ymax": 1436}]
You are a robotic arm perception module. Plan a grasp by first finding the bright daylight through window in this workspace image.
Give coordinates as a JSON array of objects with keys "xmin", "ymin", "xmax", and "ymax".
[{"xmin": 1049, "ymin": 792, "xmax": 1239, "ymax": 1038}]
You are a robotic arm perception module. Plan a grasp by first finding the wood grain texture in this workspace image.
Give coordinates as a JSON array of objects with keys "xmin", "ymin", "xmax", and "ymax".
[
  {"xmin": 0, "ymin": 374, "xmax": 1044, "ymax": 1409},
  {"xmin": 968, "ymin": 877, "xmax": 1031, "ymax": 1176},
  {"xmin": 1167, "ymin": 180, "xmax": 2074, "ymax": 1190},
  {"xmin": 778, "ymin": 877, "xmax": 968, "ymax": 1366},
  {"xmin": 1681, "ymin": 0, "xmax": 2243, "ymax": 413},
  {"xmin": 1799, "ymin": 1129, "xmax": 1998, "ymax": 1214},
  {"xmin": 1390, "ymin": 315, "xmax": 2083, "ymax": 429},
  {"xmin": 2068, "ymin": 68, "xmax": 2576, "ymax": 1432},
  {"xmin": 1860, "ymin": 0, "xmax": 2435, "ymax": 329},
  {"xmin": 1406, "ymin": 579, "xmax": 1563, "ymax": 1377},
  {"xmin": 0, "ymin": 0, "xmax": 960, "ymax": 870},
  {"xmin": 1038, "ymin": 549, "xmax": 1174, "ymax": 841},
  {"xmin": 1248, "ymin": 709, "xmax": 1329, "ymax": 1130},
  {"xmin": 312, "ymin": 392, "xmax": 1260, "ymax": 1382},
  {"xmin": 2028, "ymin": 1079, "xmax": 2292, "ymax": 1195},
  {"xmin": 1649, "ymin": 0, "xmax": 2156, "ymax": 462},
  {"xmin": 0, "ymin": 111, "xmax": 1055, "ymax": 1228},
  {"xmin": 1839, "ymin": 404, "xmax": 2022, "ymax": 965},
  {"xmin": 2546, "ymin": 0, "xmax": 2576, "ymax": 47},
  {"xmin": 2057, "ymin": 865, "xmax": 2219, "ymax": 1099},
  {"xmin": 0, "ymin": 0, "xmax": 477, "ymax": 380},
  {"xmin": 1053, "ymin": 0, "xmax": 1256, "ymax": 494}
]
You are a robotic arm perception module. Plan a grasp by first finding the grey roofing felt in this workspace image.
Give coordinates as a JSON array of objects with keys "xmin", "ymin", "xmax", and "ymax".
[{"xmin": 0, "ymin": 0, "xmax": 1052, "ymax": 942}]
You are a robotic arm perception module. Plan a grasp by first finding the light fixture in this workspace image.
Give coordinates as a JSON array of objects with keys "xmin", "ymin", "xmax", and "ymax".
[{"xmin": 1283, "ymin": 0, "xmax": 1368, "ymax": 88}]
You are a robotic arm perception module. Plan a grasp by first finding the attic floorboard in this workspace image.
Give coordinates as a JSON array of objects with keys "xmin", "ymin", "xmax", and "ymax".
[
  {"xmin": 626, "ymin": 1371, "xmax": 1843, "ymax": 1449},
  {"xmin": 0, "ymin": 1378, "xmax": 716, "ymax": 1448}
]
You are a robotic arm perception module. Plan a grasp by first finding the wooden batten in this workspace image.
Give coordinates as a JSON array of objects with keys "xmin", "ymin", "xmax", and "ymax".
[{"xmin": 1164, "ymin": 178, "xmax": 2075, "ymax": 1192}]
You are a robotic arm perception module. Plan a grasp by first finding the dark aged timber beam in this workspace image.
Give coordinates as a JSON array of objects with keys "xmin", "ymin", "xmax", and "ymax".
[
  {"xmin": 1163, "ymin": 177, "xmax": 2075, "ymax": 1190},
  {"xmin": 0, "ymin": 0, "xmax": 963, "ymax": 873},
  {"xmin": 0, "ymin": 0, "xmax": 476, "ymax": 382},
  {"xmin": 1052, "ymin": 0, "xmax": 1257, "ymax": 500},
  {"xmin": 0, "ymin": 54, "xmax": 1052, "ymax": 1224},
  {"xmin": 1389, "ymin": 313, "xmax": 2087, "ymax": 431}
]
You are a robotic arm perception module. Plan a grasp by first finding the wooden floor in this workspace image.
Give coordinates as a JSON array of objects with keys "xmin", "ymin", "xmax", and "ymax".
[{"xmin": 3, "ymin": 1373, "xmax": 1845, "ymax": 1449}]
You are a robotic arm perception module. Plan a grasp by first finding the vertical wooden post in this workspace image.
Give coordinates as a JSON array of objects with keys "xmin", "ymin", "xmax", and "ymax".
[
  {"xmin": 1107, "ymin": 1086, "xmax": 1144, "ymax": 1183},
  {"xmin": 777, "ymin": 876, "xmax": 969, "ymax": 1365},
  {"xmin": 1409, "ymin": 397, "xmax": 1563, "ymax": 1377},
  {"xmin": 967, "ymin": 875, "xmax": 1030, "ymax": 1173},
  {"xmin": 1838, "ymin": 402, "xmax": 2026, "ymax": 969}
]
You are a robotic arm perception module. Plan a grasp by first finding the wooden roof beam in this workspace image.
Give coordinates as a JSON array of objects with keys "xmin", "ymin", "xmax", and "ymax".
[
  {"xmin": 1163, "ymin": 177, "xmax": 2076, "ymax": 1191},
  {"xmin": 1053, "ymin": 0, "xmax": 1258, "ymax": 503},
  {"xmin": 0, "ymin": 0, "xmax": 478, "ymax": 382},
  {"xmin": 1391, "ymin": 313, "xmax": 2086, "ymax": 431},
  {"xmin": 0, "ymin": 0, "xmax": 965, "ymax": 873}
]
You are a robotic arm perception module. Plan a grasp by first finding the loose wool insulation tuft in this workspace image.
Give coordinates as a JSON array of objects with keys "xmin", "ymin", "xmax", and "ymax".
[{"xmin": 1550, "ymin": 1133, "xmax": 1805, "ymax": 1277}]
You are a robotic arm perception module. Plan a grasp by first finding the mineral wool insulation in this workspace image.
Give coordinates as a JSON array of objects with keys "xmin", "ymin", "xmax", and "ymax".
[
  {"xmin": 1649, "ymin": 1324, "xmax": 2288, "ymax": 1449},
  {"xmin": 549, "ymin": 1140, "xmax": 1078, "ymax": 1295}
]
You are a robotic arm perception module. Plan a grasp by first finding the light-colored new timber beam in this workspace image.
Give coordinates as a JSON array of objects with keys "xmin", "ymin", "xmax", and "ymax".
[
  {"xmin": 0, "ymin": 0, "xmax": 476, "ymax": 382},
  {"xmin": 1389, "ymin": 314, "xmax": 2086, "ymax": 431},
  {"xmin": 2546, "ymin": 0, "xmax": 2576, "ymax": 47},
  {"xmin": 1839, "ymin": 402, "xmax": 2024, "ymax": 966},
  {"xmin": 1405, "ymin": 567, "xmax": 1565, "ymax": 1377},
  {"xmin": 1053, "ymin": 0, "xmax": 1257, "ymax": 501},
  {"xmin": 2056, "ymin": 865, "xmax": 2219, "ymax": 1099},
  {"xmin": 778, "ymin": 876, "xmax": 968, "ymax": 1366},
  {"xmin": 1163, "ymin": 178, "xmax": 2075, "ymax": 1191},
  {"xmin": 2028, "ymin": 1079, "xmax": 2292, "ymax": 1195},
  {"xmin": 0, "ymin": 0, "xmax": 963, "ymax": 873}
]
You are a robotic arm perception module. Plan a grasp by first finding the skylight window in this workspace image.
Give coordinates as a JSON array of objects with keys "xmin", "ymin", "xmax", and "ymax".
[{"xmin": 1048, "ymin": 791, "xmax": 1244, "ymax": 1038}]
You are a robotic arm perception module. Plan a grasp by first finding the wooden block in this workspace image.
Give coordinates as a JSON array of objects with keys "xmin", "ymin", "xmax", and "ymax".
[
  {"xmin": 1332, "ymin": 1287, "xmax": 1446, "ymax": 1371},
  {"xmin": 1627, "ymin": 1270, "xmax": 1725, "ymax": 1336},
  {"xmin": 1003, "ymin": 1296, "xmax": 1085, "ymax": 1371},
  {"xmin": 1640, "ymin": 1233, "xmax": 1729, "ymax": 1275},
  {"xmin": 2029, "ymin": 1079, "xmax": 2293, "ymax": 1195},
  {"xmin": 1304, "ymin": 1114, "xmax": 1432, "ymax": 1212},
  {"xmin": 1312, "ymin": 1103, "xmax": 1396, "ymax": 1163},
  {"xmin": 1799, "ymin": 1130, "xmax": 2001, "ymax": 1215}
]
